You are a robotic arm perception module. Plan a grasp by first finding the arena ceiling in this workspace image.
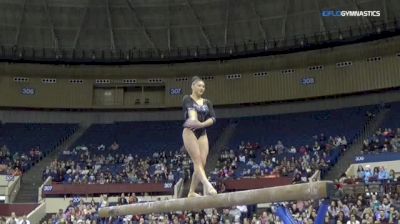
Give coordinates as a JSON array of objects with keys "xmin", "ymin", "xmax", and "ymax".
[{"xmin": 0, "ymin": 0, "xmax": 398, "ymax": 53}]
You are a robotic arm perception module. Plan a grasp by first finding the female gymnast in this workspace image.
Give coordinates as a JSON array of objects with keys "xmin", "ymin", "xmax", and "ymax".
[{"xmin": 182, "ymin": 76, "xmax": 217, "ymax": 197}]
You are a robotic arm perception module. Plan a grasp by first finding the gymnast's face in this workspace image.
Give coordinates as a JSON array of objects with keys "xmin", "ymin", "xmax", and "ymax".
[{"xmin": 192, "ymin": 80, "xmax": 205, "ymax": 96}]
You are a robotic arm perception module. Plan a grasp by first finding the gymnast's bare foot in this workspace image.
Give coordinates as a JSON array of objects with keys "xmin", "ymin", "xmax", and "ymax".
[
  {"xmin": 187, "ymin": 191, "xmax": 201, "ymax": 198},
  {"xmin": 205, "ymin": 184, "xmax": 217, "ymax": 196}
]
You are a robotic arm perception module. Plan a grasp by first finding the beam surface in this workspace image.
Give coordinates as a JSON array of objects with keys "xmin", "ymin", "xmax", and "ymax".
[{"xmin": 99, "ymin": 181, "xmax": 334, "ymax": 217}]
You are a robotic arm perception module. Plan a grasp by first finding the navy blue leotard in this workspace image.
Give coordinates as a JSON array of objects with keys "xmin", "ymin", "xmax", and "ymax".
[{"xmin": 182, "ymin": 95, "xmax": 216, "ymax": 139}]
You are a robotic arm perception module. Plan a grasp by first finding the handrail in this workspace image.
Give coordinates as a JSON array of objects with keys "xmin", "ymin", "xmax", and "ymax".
[
  {"xmin": 27, "ymin": 202, "xmax": 46, "ymax": 224},
  {"xmin": 38, "ymin": 176, "xmax": 52, "ymax": 202},
  {"xmin": 173, "ymin": 178, "xmax": 184, "ymax": 198},
  {"xmin": 5, "ymin": 175, "xmax": 21, "ymax": 203}
]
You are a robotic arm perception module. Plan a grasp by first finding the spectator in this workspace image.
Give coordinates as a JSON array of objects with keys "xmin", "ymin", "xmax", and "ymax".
[
  {"xmin": 390, "ymin": 135, "xmax": 400, "ymax": 152},
  {"xmin": 109, "ymin": 141, "xmax": 119, "ymax": 151},
  {"xmin": 312, "ymin": 142, "xmax": 320, "ymax": 152},
  {"xmin": 372, "ymin": 167, "xmax": 380, "ymax": 179},
  {"xmin": 275, "ymin": 141, "xmax": 285, "ymax": 153},
  {"xmin": 328, "ymin": 201, "xmax": 339, "ymax": 217},
  {"xmin": 346, "ymin": 214, "xmax": 360, "ymax": 224},
  {"xmin": 362, "ymin": 139, "xmax": 370, "ymax": 153},
  {"xmin": 389, "ymin": 206, "xmax": 399, "ymax": 223},
  {"xmin": 356, "ymin": 165, "xmax": 365, "ymax": 180},
  {"xmin": 378, "ymin": 167, "xmax": 389, "ymax": 182},
  {"xmin": 117, "ymin": 193, "xmax": 127, "ymax": 205},
  {"xmin": 128, "ymin": 193, "xmax": 138, "ymax": 204},
  {"xmin": 288, "ymin": 146, "xmax": 296, "ymax": 154},
  {"xmin": 341, "ymin": 136, "xmax": 348, "ymax": 146},
  {"xmin": 99, "ymin": 194, "xmax": 108, "ymax": 208},
  {"xmin": 12, "ymin": 167, "xmax": 22, "ymax": 176},
  {"xmin": 6, "ymin": 212, "xmax": 18, "ymax": 224},
  {"xmin": 18, "ymin": 215, "xmax": 30, "ymax": 224},
  {"xmin": 97, "ymin": 144, "xmax": 105, "ymax": 151},
  {"xmin": 292, "ymin": 172, "xmax": 302, "ymax": 184},
  {"xmin": 364, "ymin": 166, "xmax": 373, "ymax": 183},
  {"xmin": 220, "ymin": 208, "xmax": 234, "ymax": 223},
  {"xmin": 388, "ymin": 169, "xmax": 396, "ymax": 182}
]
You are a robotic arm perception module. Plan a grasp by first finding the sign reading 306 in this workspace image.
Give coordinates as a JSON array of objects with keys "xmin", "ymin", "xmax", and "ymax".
[{"xmin": 21, "ymin": 87, "xmax": 35, "ymax": 95}]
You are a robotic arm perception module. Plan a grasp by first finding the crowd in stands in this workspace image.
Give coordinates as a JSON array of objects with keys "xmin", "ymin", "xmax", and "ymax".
[
  {"xmin": 30, "ymin": 184, "xmax": 399, "ymax": 224},
  {"xmin": 362, "ymin": 128, "xmax": 400, "ymax": 153},
  {"xmin": 0, "ymin": 144, "xmax": 42, "ymax": 176},
  {"xmin": 42, "ymin": 142, "xmax": 191, "ymax": 184},
  {"xmin": 4, "ymin": 107, "xmax": 400, "ymax": 223},
  {"xmin": 338, "ymin": 165, "xmax": 400, "ymax": 187},
  {"xmin": 2, "ymin": 213, "xmax": 30, "ymax": 224},
  {"xmin": 354, "ymin": 165, "xmax": 398, "ymax": 184},
  {"xmin": 210, "ymin": 134, "xmax": 348, "ymax": 183},
  {"xmin": 0, "ymin": 123, "xmax": 78, "ymax": 177}
]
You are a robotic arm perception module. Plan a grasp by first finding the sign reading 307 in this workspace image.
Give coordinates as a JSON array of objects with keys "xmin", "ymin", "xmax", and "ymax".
[{"xmin": 43, "ymin": 185, "xmax": 53, "ymax": 192}]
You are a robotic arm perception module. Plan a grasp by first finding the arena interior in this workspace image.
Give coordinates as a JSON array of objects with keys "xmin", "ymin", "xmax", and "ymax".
[{"xmin": 0, "ymin": 0, "xmax": 400, "ymax": 223}]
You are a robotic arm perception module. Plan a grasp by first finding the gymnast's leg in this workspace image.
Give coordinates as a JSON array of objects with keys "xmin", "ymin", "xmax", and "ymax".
[
  {"xmin": 183, "ymin": 128, "xmax": 216, "ymax": 197},
  {"xmin": 188, "ymin": 133, "xmax": 217, "ymax": 196}
]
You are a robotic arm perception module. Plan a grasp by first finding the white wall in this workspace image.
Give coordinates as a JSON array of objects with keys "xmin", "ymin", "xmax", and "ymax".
[
  {"xmin": 1, "ymin": 88, "xmax": 400, "ymax": 123},
  {"xmin": 0, "ymin": 175, "xmax": 21, "ymax": 203},
  {"xmin": 28, "ymin": 203, "xmax": 46, "ymax": 224}
]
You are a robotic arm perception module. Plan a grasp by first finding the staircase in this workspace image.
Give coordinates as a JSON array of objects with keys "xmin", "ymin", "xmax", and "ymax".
[
  {"xmin": 180, "ymin": 120, "xmax": 238, "ymax": 197},
  {"xmin": 323, "ymin": 107, "xmax": 389, "ymax": 181},
  {"xmin": 205, "ymin": 121, "xmax": 238, "ymax": 174},
  {"xmin": 13, "ymin": 124, "xmax": 90, "ymax": 203}
]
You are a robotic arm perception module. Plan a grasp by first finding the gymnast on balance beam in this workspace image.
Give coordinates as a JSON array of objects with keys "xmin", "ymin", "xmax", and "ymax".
[{"xmin": 182, "ymin": 76, "xmax": 218, "ymax": 197}]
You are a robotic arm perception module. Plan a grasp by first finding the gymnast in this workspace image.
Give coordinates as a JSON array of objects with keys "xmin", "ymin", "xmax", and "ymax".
[{"xmin": 182, "ymin": 76, "xmax": 217, "ymax": 197}]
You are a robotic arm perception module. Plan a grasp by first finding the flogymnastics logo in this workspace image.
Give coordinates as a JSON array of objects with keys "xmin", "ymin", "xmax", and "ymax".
[{"xmin": 322, "ymin": 10, "xmax": 380, "ymax": 17}]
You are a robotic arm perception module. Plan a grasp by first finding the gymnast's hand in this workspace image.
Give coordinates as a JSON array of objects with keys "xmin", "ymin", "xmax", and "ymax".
[{"xmin": 183, "ymin": 119, "xmax": 204, "ymax": 131}]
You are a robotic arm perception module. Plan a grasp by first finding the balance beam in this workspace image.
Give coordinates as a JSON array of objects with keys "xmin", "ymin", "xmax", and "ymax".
[{"xmin": 99, "ymin": 181, "xmax": 334, "ymax": 217}]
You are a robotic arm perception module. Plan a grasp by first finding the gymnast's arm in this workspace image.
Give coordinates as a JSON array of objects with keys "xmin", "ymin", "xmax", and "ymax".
[
  {"xmin": 183, "ymin": 96, "xmax": 201, "ymax": 130},
  {"xmin": 201, "ymin": 99, "xmax": 216, "ymax": 128},
  {"xmin": 183, "ymin": 95, "xmax": 197, "ymax": 120}
]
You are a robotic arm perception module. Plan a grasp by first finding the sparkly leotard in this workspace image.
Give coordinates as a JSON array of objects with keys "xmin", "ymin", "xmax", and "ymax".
[{"xmin": 182, "ymin": 95, "xmax": 216, "ymax": 139}]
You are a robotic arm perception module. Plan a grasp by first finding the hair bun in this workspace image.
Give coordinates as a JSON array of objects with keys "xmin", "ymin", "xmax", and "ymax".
[{"xmin": 191, "ymin": 76, "xmax": 201, "ymax": 83}]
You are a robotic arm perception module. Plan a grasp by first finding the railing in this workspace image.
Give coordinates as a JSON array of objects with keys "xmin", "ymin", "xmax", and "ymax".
[
  {"xmin": 341, "ymin": 181, "xmax": 400, "ymax": 196},
  {"xmin": 27, "ymin": 202, "xmax": 46, "ymax": 224},
  {"xmin": 38, "ymin": 176, "xmax": 52, "ymax": 202},
  {"xmin": 310, "ymin": 170, "xmax": 321, "ymax": 181},
  {"xmin": 43, "ymin": 182, "xmax": 174, "ymax": 197},
  {"xmin": 3, "ymin": 175, "xmax": 21, "ymax": 203},
  {"xmin": 0, "ymin": 19, "xmax": 398, "ymax": 64},
  {"xmin": 173, "ymin": 178, "xmax": 184, "ymax": 199}
]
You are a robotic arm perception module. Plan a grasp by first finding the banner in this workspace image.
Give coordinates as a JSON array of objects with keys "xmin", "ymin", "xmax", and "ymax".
[{"xmin": 354, "ymin": 152, "xmax": 400, "ymax": 163}]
